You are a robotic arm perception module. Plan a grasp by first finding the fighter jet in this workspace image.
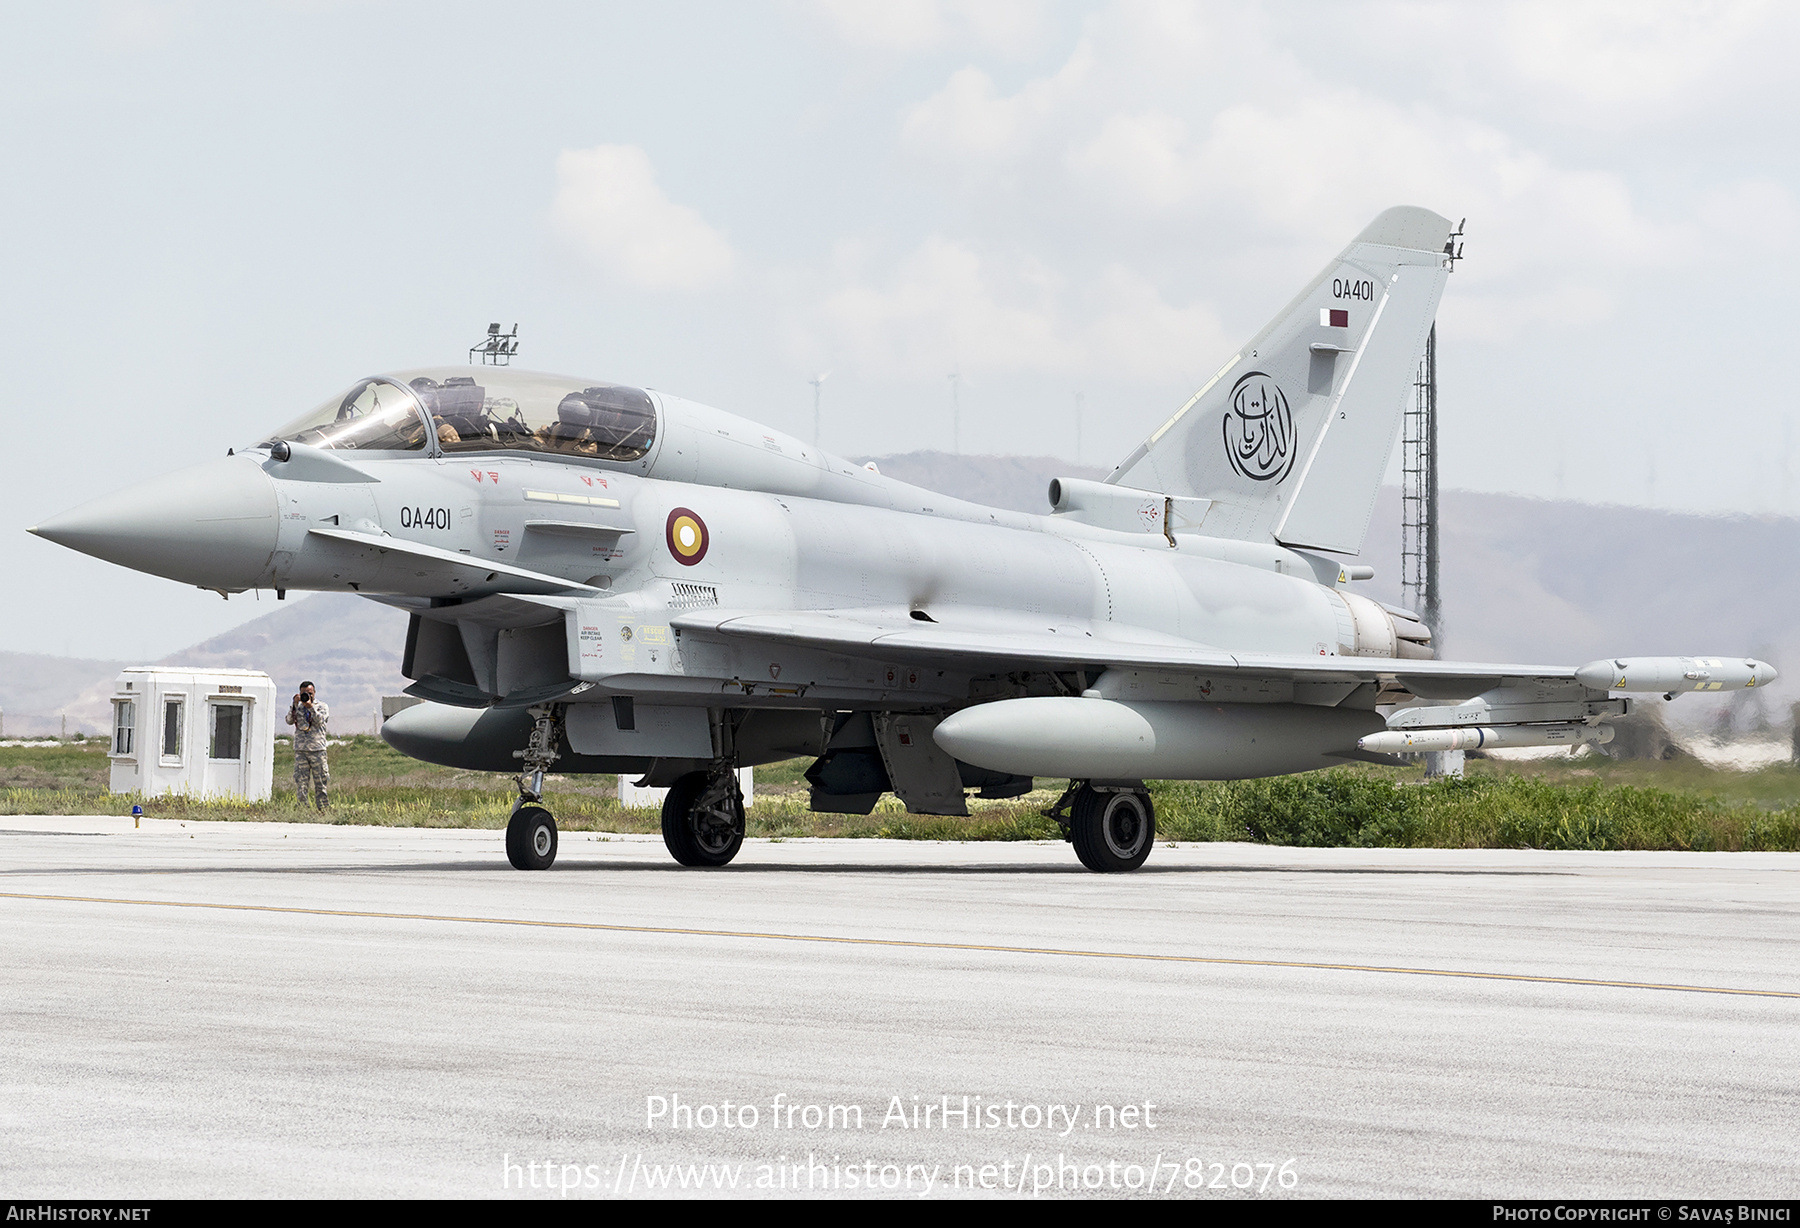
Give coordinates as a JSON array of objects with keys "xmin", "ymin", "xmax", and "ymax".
[{"xmin": 30, "ymin": 206, "xmax": 1774, "ymax": 872}]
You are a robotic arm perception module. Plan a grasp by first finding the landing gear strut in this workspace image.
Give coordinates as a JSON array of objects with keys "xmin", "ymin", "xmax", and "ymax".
[
  {"xmin": 1046, "ymin": 781, "xmax": 1156, "ymax": 873},
  {"xmin": 661, "ymin": 768, "xmax": 745, "ymax": 867},
  {"xmin": 507, "ymin": 705, "xmax": 564, "ymax": 871}
]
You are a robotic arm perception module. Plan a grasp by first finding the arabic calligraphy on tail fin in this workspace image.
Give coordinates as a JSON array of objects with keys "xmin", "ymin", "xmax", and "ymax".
[{"xmin": 1108, "ymin": 206, "xmax": 1456, "ymax": 556}]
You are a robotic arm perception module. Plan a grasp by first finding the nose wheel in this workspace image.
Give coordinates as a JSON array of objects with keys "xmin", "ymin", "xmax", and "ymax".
[
  {"xmin": 661, "ymin": 769, "xmax": 746, "ymax": 867},
  {"xmin": 507, "ymin": 804, "xmax": 558, "ymax": 870}
]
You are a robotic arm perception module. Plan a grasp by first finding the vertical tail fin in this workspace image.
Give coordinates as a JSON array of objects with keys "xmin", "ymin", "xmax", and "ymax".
[{"xmin": 1109, "ymin": 206, "xmax": 1455, "ymax": 555}]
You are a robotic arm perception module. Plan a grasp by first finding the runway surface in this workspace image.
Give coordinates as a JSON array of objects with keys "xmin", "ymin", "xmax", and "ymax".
[{"xmin": 3, "ymin": 815, "xmax": 1797, "ymax": 1199}]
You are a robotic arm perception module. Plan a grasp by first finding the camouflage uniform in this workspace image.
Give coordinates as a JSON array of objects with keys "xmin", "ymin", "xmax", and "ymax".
[{"xmin": 286, "ymin": 699, "xmax": 331, "ymax": 809}]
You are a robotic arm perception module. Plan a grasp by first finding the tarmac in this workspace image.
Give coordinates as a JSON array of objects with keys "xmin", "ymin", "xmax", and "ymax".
[{"xmin": 3, "ymin": 815, "xmax": 1798, "ymax": 1199}]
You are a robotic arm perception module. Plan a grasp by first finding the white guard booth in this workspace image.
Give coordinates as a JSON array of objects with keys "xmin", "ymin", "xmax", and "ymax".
[{"xmin": 108, "ymin": 668, "xmax": 277, "ymax": 801}]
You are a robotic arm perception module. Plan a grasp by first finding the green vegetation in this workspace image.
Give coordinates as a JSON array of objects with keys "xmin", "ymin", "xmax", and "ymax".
[
  {"xmin": 1152, "ymin": 771, "xmax": 1800, "ymax": 851},
  {"xmin": 5, "ymin": 736, "xmax": 1800, "ymax": 850},
  {"xmin": 0, "ymin": 736, "xmax": 1064, "ymax": 837}
]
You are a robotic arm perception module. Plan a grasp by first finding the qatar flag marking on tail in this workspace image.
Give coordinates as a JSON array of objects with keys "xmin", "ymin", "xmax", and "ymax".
[{"xmin": 1319, "ymin": 308, "xmax": 1350, "ymax": 328}]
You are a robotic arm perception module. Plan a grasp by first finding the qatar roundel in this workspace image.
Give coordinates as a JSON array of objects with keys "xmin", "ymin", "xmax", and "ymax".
[{"xmin": 665, "ymin": 507, "xmax": 709, "ymax": 565}]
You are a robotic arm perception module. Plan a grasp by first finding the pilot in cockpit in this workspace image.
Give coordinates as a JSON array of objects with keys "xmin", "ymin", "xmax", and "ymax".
[
  {"xmin": 410, "ymin": 375, "xmax": 487, "ymax": 448},
  {"xmin": 547, "ymin": 388, "xmax": 652, "ymax": 460}
]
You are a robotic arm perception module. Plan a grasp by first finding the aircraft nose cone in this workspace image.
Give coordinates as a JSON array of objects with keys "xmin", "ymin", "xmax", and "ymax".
[{"xmin": 30, "ymin": 455, "xmax": 280, "ymax": 590}]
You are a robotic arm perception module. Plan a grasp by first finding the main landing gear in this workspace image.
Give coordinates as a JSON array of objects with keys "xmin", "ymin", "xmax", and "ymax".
[
  {"xmin": 1046, "ymin": 782, "xmax": 1156, "ymax": 872},
  {"xmin": 661, "ymin": 768, "xmax": 746, "ymax": 867},
  {"xmin": 507, "ymin": 705, "xmax": 563, "ymax": 871}
]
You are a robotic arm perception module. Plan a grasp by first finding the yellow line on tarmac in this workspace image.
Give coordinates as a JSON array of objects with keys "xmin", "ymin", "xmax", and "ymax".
[{"xmin": 3, "ymin": 889, "xmax": 1797, "ymax": 1001}]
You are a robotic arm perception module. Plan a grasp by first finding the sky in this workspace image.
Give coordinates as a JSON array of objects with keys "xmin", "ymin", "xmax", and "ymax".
[{"xmin": 4, "ymin": 0, "xmax": 1797, "ymax": 660}]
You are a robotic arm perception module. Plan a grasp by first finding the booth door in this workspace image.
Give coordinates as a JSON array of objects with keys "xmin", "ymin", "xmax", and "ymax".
[{"xmin": 203, "ymin": 701, "xmax": 249, "ymax": 797}]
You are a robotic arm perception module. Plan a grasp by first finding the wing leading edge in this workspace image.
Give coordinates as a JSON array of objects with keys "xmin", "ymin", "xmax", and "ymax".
[{"xmin": 672, "ymin": 605, "xmax": 1609, "ymax": 697}]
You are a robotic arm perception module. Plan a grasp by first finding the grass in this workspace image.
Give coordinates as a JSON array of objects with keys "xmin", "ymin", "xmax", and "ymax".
[
  {"xmin": 1152, "ymin": 771, "xmax": 1800, "ymax": 851},
  {"xmin": 6, "ymin": 735, "xmax": 1800, "ymax": 851},
  {"xmin": 0, "ymin": 736, "xmax": 1066, "ymax": 837}
]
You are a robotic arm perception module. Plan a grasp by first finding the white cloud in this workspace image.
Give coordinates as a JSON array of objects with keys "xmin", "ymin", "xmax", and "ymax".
[
  {"xmin": 1065, "ymin": 110, "xmax": 1195, "ymax": 211},
  {"xmin": 1495, "ymin": 0, "xmax": 1773, "ymax": 111},
  {"xmin": 796, "ymin": 236, "xmax": 1227, "ymax": 382},
  {"xmin": 1184, "ymin": 95, "xmax": 1688, "ymax": 276},
  {"xmin": 1440, "ymin": 282, "xmax": 1615, "ymax": 345},
  {"xmin": 1694, "ymin": 178, "xmax": 1799, "ymax": 250},
  {"xmin": 888, "ymin": 4, "xmax": 1715, "ymax": 341},
  {"xmin": 1084, "ymin": 263, "xmax": 1231, "ymax": 380},
  {"xmin": 550, "ymin": 145, "xmax": 734, "ymax": 292},
  {"xmin": 767, "ymin": 0, "xmax": 1798, "ymax": 495},
  {"xmin": 813, "ymin": 236, "xmax": 1060, "ymax": 376},
  {"xmin": 98, "ymin": 0, "xmax": 190, "ymax": 48},
  {"xmin": 900, "ymin": 66, "xmax": 1047, "ymax": 160},
  {"xmin": 803, "ymin": 0, "xmax": 1049, "ymax": 56}
]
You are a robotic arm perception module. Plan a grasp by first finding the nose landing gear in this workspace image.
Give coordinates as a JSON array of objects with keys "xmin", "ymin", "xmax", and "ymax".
[{"xmin": 506, "ymin": 705, "xmax": 564, "ymax": 871}]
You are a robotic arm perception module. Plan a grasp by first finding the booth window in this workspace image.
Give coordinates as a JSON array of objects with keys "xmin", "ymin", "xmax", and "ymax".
[
  {"xmin": 161, "ymin": 699, "xmax": 184, "ymax": 761},
  {"xmin": 209, "ymin": 703, "xmax": 244, "ymax": 761},
  {"xmin": 112, "ymin": 700, "xmax": 135, "ymax": 756}
]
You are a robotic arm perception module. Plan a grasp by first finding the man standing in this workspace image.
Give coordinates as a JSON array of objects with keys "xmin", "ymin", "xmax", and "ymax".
[{"xmin": 286, "ymin": 680, "xmax": 330, "ymax": 810}]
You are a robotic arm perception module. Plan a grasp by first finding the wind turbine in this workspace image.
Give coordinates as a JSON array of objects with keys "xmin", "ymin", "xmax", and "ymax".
[
  {"xmin": 809, "ymin": 372, "xmax": 829, "ymax": 448},
  {"xmin": 948, "ymin": 371, "xmax": 962, "ymax": 455}
]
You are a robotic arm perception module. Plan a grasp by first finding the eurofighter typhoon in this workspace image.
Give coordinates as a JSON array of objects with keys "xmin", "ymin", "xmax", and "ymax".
[{"xmin": 30, "ymin": 207, "xmax": 1773, "ymax": 872}]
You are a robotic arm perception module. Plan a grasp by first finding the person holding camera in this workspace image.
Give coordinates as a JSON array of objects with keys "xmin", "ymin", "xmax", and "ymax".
[{"xmin": 286, "ymin": 680, "xmax": 330, "ymax": 810}]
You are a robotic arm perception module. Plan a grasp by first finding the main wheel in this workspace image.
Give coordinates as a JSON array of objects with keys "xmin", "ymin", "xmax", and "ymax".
[
  {"xmin": 1069, "ymin": 787, "xmax": 1155, "ymax": 872},
  {"xmin": 506, "ymin": 804, "xmax": 558, "ymax": 870},
  {"xmin": 661, "ymin": 771, "xmax": 745, "ymax": 867}
]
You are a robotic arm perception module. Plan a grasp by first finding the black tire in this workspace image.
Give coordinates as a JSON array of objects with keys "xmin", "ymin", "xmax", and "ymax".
[
  {"xmin": 661, "ymin": 771, "xmax": 745, "ymax": 867},
  {"xmin": 506, "ymin": 804, "xmax": 558, "ymax": 870},
  {"xmin": 1069, "ymin": 786, "xmax": 1155, "ymax": 872}
]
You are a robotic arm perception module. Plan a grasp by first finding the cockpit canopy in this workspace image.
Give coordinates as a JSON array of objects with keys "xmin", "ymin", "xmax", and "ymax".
[{"xmin": 263, "ymin": 368, "xmax": 658, "ymax": 462}]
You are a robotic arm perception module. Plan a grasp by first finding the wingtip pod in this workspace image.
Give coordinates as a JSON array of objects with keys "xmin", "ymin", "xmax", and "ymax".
[{"xmin": 1573, "ymin": 657, "xmax": 1778, "ymax": 694}]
